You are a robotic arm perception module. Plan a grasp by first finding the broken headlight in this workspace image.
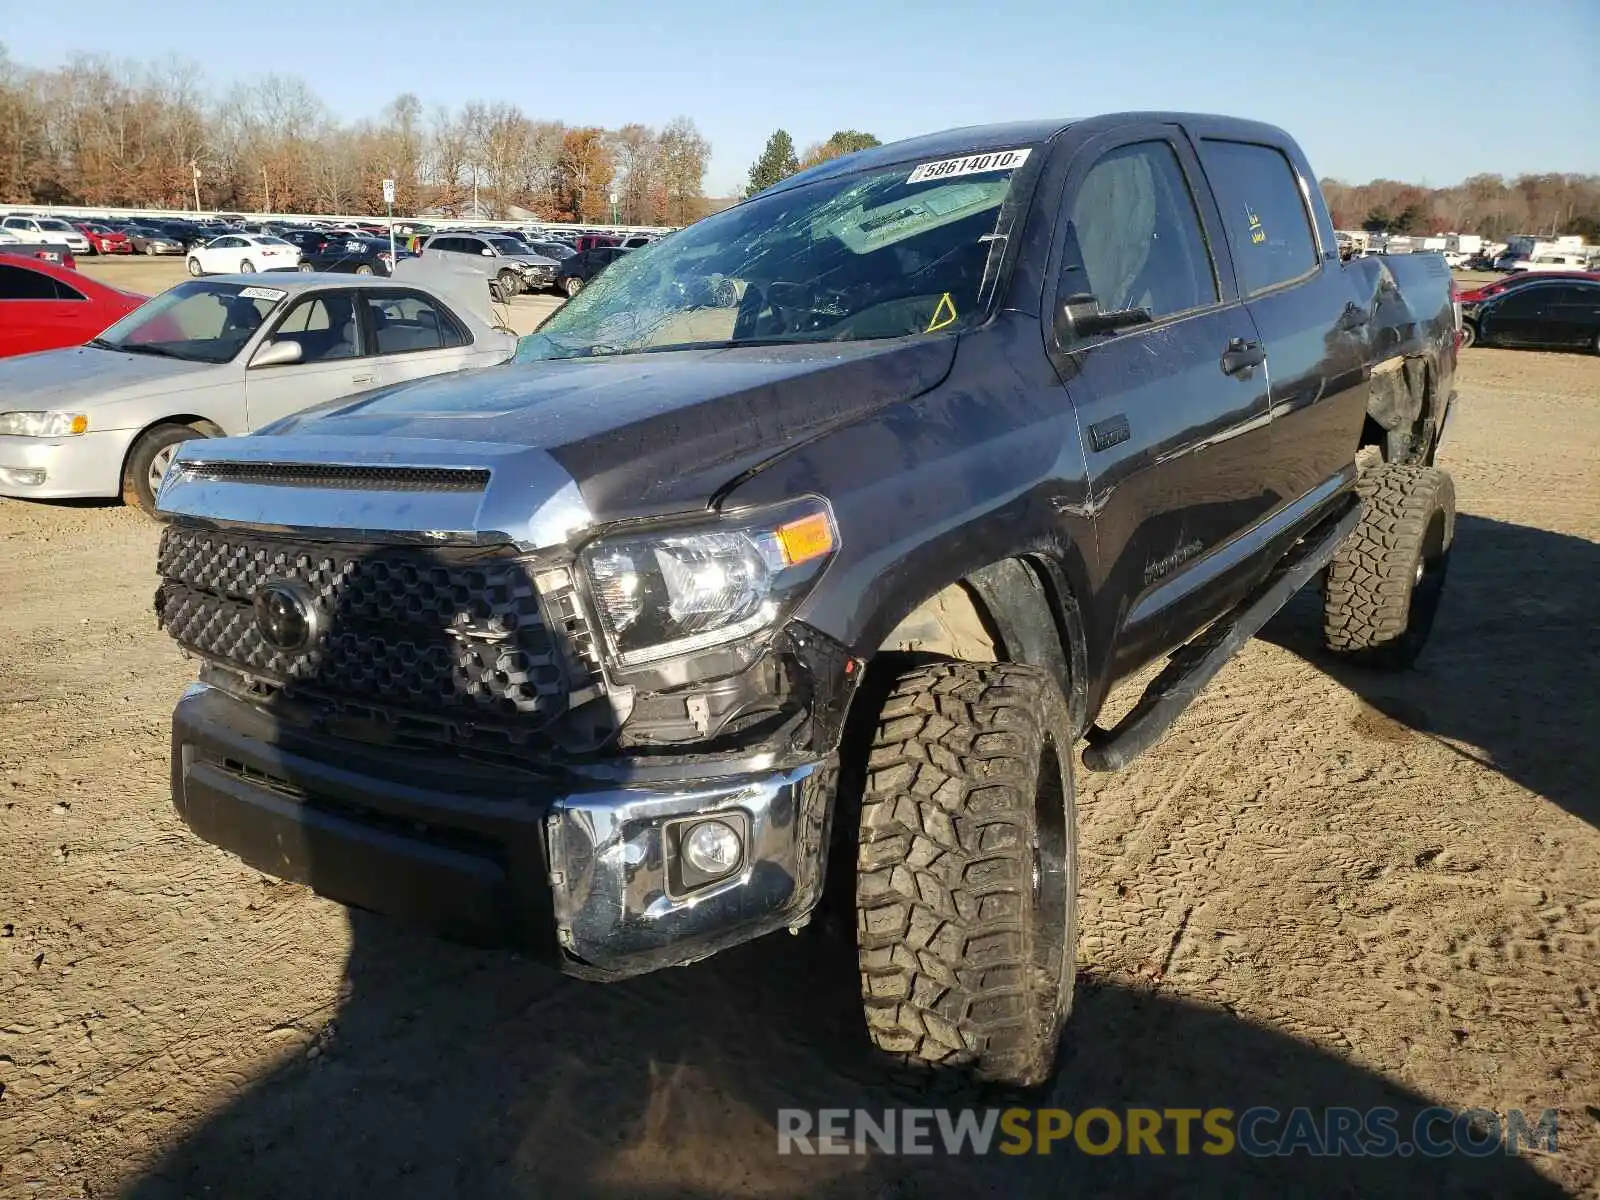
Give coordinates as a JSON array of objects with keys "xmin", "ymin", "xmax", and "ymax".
[{"xmin": 580, "ymin": 497, "xmax": 837, "ymax": 669}]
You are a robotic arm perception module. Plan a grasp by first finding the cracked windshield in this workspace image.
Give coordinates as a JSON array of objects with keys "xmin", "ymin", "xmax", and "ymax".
[{"xmin": 517, "ymin": 152, "xmax": 1035, "ymax": 360}]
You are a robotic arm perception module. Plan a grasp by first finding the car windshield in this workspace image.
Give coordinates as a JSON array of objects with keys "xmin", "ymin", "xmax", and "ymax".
[
  {"xmin": 255, "ymin": 236, "xmax": 293, "ymax": 246},
  {"xmin": 531, "ymin": 241, "xmax": 575, "ymax": 259},
  {"xmin": 487, "ymin": 237, "xmax": 527, "ymax": 255},
  {"xmin": 518, "ymin": 148, "xmax": 1038, "ymax": 360},
  {"xmin": 90, "ymin": 280, "xmax": 288, "ymax": 364}
]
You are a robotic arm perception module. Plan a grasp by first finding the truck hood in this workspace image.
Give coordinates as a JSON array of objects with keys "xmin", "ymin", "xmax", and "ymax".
[
  {"xmin": 0, "ymin": 346, "xmax": 220, "ymax": 409},
  {"xmin": 257, "ymin": 337, "xmax": 958, "ymax": 519}
]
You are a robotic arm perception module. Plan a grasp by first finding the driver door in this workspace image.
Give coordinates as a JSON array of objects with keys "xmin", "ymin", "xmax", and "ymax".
[{"xmin": 244, "ymin": 289, "xmax": 375, "ymax": 430}]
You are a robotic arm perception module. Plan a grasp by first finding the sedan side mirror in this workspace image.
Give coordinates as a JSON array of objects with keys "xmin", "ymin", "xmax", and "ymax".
[
  {"xmin": 249, "ymin": 339, "xmax": 303, "ymax": 369},
  {"xmin": 481, "ymin": 248, "xmax": 496, "ymax": 257}
]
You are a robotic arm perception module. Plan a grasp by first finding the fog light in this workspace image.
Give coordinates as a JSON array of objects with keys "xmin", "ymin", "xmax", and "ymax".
[
  {"xmin": 682, "ymin": 818, "xmax": 743, "ymax": 880},
  {"xmin": 0, "ymin": 467, "xmax": 46, "ymax": 488}
]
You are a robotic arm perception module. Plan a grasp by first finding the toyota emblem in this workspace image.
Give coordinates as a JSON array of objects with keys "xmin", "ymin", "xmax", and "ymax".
[{"xmin": 253, "ymin": 581, "xmax": 318, "ymax": 652}]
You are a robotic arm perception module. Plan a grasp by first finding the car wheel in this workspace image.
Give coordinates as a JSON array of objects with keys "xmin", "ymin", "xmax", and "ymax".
[
  {"xmin": 298, "ymin": 261, "xmax": 315, "ymax": 272},
  {"xmin": 1323, "ymin": 464, "xmax": 1455, "ymax": 670},
  {"xmin": 186, "ymin": 257, "xmax": 202, "ymax": 277},
  {"xmin": 856, "ymin": 659, "xmax": 1077, "ymax": 1088},
  {"xmin": 563, "ymin": 276, "xmax": 584, "ymax": 298},
  {"xmin": 143, "ymin": 244, "xmax": 156, "ymax": 256},
  {"xmin": 121, "ymin": 424, "xmax": 206, "ymax": 517},
  {"xmin": 238, "ymin": 259, "xmax": 255, "ymax": 274},
  {"xmin": 355, "ymin": 263, "xmax": 374, "ymax": 276},
  {"xmin": 1460, "ymin": 320, "xmax": 1477, "ymax": 349},
  {"xmin": 498, "ymin": 270, "xmax": 522, "ymax": 299}
]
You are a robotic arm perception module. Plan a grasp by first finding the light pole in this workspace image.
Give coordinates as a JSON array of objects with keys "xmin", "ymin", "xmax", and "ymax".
[
  {"xmin": 610, "ymin": 190, "xmax": 619, "ymax": 226},
  {"xmin": 261, "ymin": 167, "xmax": 270, "ymax": 215},
  {"xmin": 191, "ymin": 161, "xmax": 202, "ymax": 214}
]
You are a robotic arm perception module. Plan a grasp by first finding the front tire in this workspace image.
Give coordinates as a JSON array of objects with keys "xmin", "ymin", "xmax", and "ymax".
[
  {"xmin": 121, "ymin": 424, "xmax": 206, "ymax": 516},
  {"xmin": 563, "ymin": 276, "xmax": 584, "ymax": 298},
  {"xmin": 856, "ymin": 660, "xmax": 1077, "ymax": 1088},
  {"xmin": 298, "ymin": 261, "xmax": 315, "ymax": 272},
  {"xmin": 497, "ymin": 270, "xmax": 521, "ymax": 299},
  {"xmin": 238, "ymin": 259, "xmax": 255, "ymax": 274},
  {"xmin": 355, "ymin": 263, "xmax": 374, "ymax": 276},
  {"xmin": 1460, "ymin": 320, "xmax": 1477, "ymax": 349},
  {"xmin": 1323, "ymin": 464, "xmax": 1455, "ymax": 669},
  {"xmin": 186, "ymin": 257, "xmax": 202, "ymax": 277}
]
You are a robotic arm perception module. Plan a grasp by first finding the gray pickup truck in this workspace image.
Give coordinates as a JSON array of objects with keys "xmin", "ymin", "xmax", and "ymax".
[{"xmin": 152, "ymin": 112, "xmax": 1459, "ymax": 1086}]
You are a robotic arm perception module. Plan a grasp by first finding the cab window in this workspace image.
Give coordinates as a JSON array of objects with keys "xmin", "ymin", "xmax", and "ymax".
[{"xmin": 1198, "ymin": 139, "xmax": 1319, "ymax": 295}]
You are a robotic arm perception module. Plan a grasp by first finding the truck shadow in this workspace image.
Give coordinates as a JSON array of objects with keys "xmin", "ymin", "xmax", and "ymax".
[
  {"xmin": 119, "ymin": 910, "xmax": 1564, "ymax": 1199},
  {"xmin": 1259, "ymin": 513, "xmax": 1598, "ymax": 829}
]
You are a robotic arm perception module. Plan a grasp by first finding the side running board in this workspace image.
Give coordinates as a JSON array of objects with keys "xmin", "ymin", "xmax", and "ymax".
[{"xmin": 1081, "ymin": 500, "xmax": 1364, "ymax": 772}]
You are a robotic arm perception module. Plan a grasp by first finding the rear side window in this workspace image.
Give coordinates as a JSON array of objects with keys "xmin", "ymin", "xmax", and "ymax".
[
  {"xmin": 0, "ymin": 264, "xmax": 81, "ymax": 300},
  {"xmin": 363, "ymin": 292, "xmax": 468, "ymax": 354},
  {"xmin": 1060, "ymin": 140, "xmax": 1218, "ymax": 323},
  {"xmin": 1198, "ymin": 139, "xmax": 1319, "ymax": 295}
]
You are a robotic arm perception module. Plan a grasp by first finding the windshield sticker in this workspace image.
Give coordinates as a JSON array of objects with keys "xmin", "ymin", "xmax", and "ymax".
[
  {"xmin": 823, "ymin": 179, "xmax": 1009, "ymax": 254},
  {"xmin": 907, "ymin": 148, "xmax": 1031, "ymax": 185},
  {"xmin": 926, "ymin": 293, "xmax": 958, "ymax": 333},
  {"xmin": 238, "ymin": 286, "xmax": 288, "ymax": 302}
]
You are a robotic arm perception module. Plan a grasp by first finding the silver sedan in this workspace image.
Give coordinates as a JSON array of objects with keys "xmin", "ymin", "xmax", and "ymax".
[{"xmin": 0, "ymin": 273, "xmax": 517, "ymax": 513}]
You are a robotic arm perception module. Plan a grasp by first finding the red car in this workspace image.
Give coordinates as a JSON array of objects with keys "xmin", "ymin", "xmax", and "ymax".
[
  {"xmin": 74, "ymin": 222, "xmax": 133, "ymax": 255},
  {"xmin": 1459, "ymin": 270, "xmax": 1600, "ymax": 305},
  {"xmin": 0, "ymin": 256, "xmax": 145, "ymax": 358}
]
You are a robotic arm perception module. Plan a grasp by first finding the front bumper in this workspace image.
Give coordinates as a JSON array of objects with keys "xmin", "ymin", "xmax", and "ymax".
[
  {"xmin": 0, "ymin": 428, "xmax": 139, "ymax": 499},
  {"xmin": 170, "ymin": 684, "xmax": 832, "ymax": 979}
]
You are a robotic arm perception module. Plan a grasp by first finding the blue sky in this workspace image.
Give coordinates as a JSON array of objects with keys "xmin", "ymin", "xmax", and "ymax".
[{"xmin": 6, "ymin": 0, "xmax": 1597, "ymax": 195}]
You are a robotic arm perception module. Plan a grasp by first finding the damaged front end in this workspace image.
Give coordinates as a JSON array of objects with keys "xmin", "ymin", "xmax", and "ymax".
[{"xmin": 152, "ymin": 438, "xmax": 860, "ymax": 977}]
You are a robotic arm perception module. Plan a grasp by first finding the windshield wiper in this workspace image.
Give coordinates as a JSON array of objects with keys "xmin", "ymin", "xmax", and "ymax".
[{"xmin": 104, "ymin": 342, "xmax": 185, "ymax": 359}]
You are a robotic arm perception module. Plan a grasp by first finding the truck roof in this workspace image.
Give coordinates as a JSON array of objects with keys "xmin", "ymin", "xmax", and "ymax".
[{"xmin": 761, "ymin": 113, "xmax": 1300, "ymax": 198}]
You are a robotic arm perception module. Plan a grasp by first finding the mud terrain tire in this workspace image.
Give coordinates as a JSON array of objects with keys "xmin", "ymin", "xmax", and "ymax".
[
  {"xmin": 1323, "ymin": 464, "xmax": 1455, "ymax": 669},
  {"xmin": 856, "ymin": 660, "xmax": 1076, "ymax": 1088}
]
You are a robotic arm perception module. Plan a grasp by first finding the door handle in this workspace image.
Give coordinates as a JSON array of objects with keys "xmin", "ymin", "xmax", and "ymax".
[
  {"xmin": 1220, "ymin": 338, "xmax": 1265, "ymax": 376},
  {"xmin": 351, "ymin": 373, "xmax": 375, "ymax": 385}
]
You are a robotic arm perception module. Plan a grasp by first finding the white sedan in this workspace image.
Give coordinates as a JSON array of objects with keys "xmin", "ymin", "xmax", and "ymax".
[
  {"xmin": 0, "ymin": 273, "xmax": 516, "ymax": 513},
  {"xmin": 187, "ymin": 234, "xmax": 301, "ymax": 276}
]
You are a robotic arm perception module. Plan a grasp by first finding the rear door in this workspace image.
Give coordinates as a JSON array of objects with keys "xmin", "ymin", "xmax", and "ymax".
[
  {"xmin": 1046, "ymin": 126, "xmax": 1276, "ymax": 674},
  {"xmin": 1191, "ymin": 133, "xmax": 1368, "ymax": 521},
  {"xmin": 358, "ymin": 287, "xmax": 483, "ymax": 386},
  {"xmin": 244, "ymin": 289, "xmax": 374, "ymax": 429},
  {"xmin": 1551, "ymin": 282, "xmax": 1600, "ymax": 348}
]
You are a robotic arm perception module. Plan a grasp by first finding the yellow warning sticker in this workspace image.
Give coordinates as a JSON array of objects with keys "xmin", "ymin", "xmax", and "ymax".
[
  {"xmin": 926, "ymin": 293, "xmax": 958, "ymax": 333},
  {"xmin": 1247, "ymin": 206, "xmax": 1266, "ymax": 245}
]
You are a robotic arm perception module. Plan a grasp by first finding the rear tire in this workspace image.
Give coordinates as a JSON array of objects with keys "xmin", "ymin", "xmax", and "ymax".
[
  {"xmin": 856, "ymin": 660, "xmax": 1077, "ymax": 1089},
  {"xmin": 186, "ymin": 257, "xmax": 202, "ymax": 277},
  {"xmin": 563, "ymin": 276, "xmax": 584, "ymax": 298},
  {"xmin": 1323, "ymin": 464, "xmax": 1455, "ymax": 670},
  {"xmin": 121, "ymin": 424, "xmax": 206, "ymax": 516},
  {"xmin": 298, "ymin": 261, "xmax": 315, "ymax": 272},
  {"xmin": 355, "ymin": 263, "xmax": 374, "ymax": 276}
]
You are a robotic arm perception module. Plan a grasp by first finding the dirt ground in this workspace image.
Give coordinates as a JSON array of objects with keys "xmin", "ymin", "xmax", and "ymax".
[{"xmin": 0, "ymin": 280, "xmax": 1597, "ymax": 1197}]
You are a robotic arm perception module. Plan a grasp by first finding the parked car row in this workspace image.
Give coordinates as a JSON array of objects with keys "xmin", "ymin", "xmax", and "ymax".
[{"xmin": 1461, "ymin": 276, "xmax": 1600, "ymax": 352}]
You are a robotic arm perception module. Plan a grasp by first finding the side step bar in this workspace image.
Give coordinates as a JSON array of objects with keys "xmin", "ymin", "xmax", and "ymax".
[{"xmin": 1081, "ymin": 499, "xmax": 1364, "ymax": 772}]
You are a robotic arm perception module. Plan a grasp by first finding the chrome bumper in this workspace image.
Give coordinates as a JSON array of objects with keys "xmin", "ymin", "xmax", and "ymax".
[{"xmin": 170, "ymin": 683, "xmax": 831, "ymax": 978}]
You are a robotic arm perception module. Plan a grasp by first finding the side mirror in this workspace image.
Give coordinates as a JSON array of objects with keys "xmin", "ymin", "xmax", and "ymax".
[
  {"xmin": 1054, "ymin": 292, "xmax": 1153, "ymax": 343},
  {"xmin": 249, "ymin": 339, "xmax": 303, "ymax": 369},
  {"xmin": 481, "ymin": 248, "xmax": 495, "ymax": 257}
]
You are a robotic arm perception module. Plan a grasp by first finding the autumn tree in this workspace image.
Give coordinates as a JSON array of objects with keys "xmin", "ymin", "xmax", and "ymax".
[
  {"xmin": 557, "ymin": 127, "xmax": 614, "ymax": 222},
  {"xmin": 745, "ymin": 128, "xmax": 798, "ymax": 197},
  {"xmin": 799, "ymin": 129, "xmax": 881, "ymax": 169},
  {"xmin": 657, "ymin": 116, "xmax": 710, "ymax": 224}
]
